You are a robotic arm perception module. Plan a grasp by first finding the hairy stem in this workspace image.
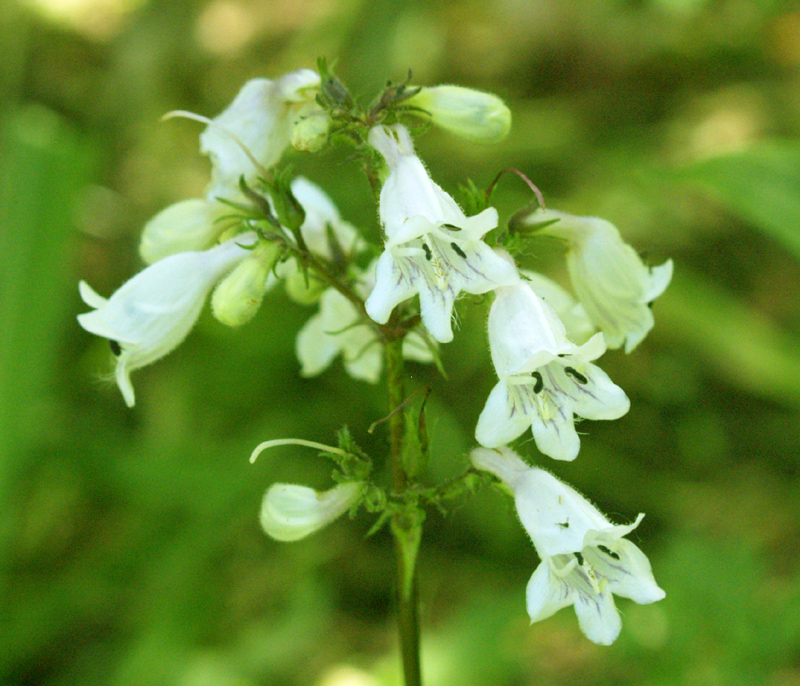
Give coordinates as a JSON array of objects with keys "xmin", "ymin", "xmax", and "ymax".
[{"xmin": 385, "ymin": 335, "xmax": 423, "ymax": 686}]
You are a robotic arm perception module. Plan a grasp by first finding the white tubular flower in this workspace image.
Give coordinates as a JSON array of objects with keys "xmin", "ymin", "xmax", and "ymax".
[
  {"xmin": 77, "ymin": 234, "xmax": 256, "ymax": 406},
  {"xmin": 365, "ymin": 124, "xmax": 519, "ymax": 343},
  {"xmin": 470, "ymin": 446, "xmax": 665, "ymax": 645},
  {"xmin": 296, "ymin": 265, "xmax": 434, "ymax": 383},
  {"xmin": 476, "ymin": 281, "xmax": 629, "ymax": 461},
  {"xmin": 260, "ymin": 481, "xmax": 365, "ymax": 542},
  {"xmin": 139, "ymin": 199, "xmax": 231, "ymax": 264},
  {"xmin": 200, "ymin": 69, "xmax": 321, "ymax": 200},
  {"xmin": 405, "ymin": 84, "xmax": 512, "ymax": 144},
  {"xmin": 522, "ymin": 271, "xmax": 596, "ymax": 345},
  {"xmin": 526, "ymin": 209, "xmax": 673, "ymax": 353}
]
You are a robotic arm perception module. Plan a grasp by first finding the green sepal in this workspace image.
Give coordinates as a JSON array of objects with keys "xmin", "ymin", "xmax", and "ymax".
[
  {"xmin": 317, "ymin": 57, "xmax": 355, "ymax": 114},
  {"xmin": 264, "ymin": 167, "xmax": 306, "ymax": 235},
  {"xmin": 331, "ymin": 425, "xmax": 372, "ymax": 481},
  {"xmin": 458, "ymin": 178, "xmax": 491, "ymax": 217},
  {"xmin": 237, "ymin": 176, "xmax": 280, "ymax": 229},
  {"xmin": 325, "ymin": 221, "xmax": 348, "ymax": 274}
]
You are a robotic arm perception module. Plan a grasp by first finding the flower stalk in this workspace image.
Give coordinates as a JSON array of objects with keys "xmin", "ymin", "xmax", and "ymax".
[{"xmin": 386, "ymin": 333, "xmax": 423, "ymax": 686}]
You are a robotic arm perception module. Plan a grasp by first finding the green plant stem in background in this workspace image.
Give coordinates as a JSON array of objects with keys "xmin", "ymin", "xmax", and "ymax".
[{"xmin": 385, "ymin": 334, "xmax": 423, "ymax": 686}]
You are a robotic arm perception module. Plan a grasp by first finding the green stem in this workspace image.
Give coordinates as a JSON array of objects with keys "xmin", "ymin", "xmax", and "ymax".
[{"xmin": 385, "ymin": 335, "xmax": 423, "ymax": 686}]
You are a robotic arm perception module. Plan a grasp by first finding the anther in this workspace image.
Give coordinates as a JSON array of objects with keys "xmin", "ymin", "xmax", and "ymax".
[
  {"xmin": 531, "ymin": 371, "xmax": 544, "ymax": 394},
  {"xmin": 450, "ymin": 242, "xmax": 467, "ymax": 259},
  {"xmin": 422, "ymin": 243, "xmax": 432, "ymax": 261},
  {"xmin": 109, "ymin": 340, "xmax": 122, "ymax": 356},
  {"xmin": 564, "ymin": 366, "xmax": 588, "ymax": 384},
  {"xmin": 598, "ymin": 544, "xmax": 620, "ymax": 560}
]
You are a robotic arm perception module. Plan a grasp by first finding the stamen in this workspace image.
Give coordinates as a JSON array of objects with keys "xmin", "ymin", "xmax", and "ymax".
[
  {"xmin": 531, "ymin": 371, "xmax": 544, "ymax": 394},
  {"xmin": 574, "ymin": 551, "xmax": 584, "ymax": 566},
  {"xmin": 450, "ymin": 242, "xmax": 467, "ymax": 259},
  {"xmin": 422, "ymin": 243, "xmax": 433, "ymax": 261},
  {"xmin": 598, "ymin": 544, "xmax": 621, "ymax": 560},
  {"xmin": 564, "ymin": 366, "xmax": 588, "ymax": 384}
]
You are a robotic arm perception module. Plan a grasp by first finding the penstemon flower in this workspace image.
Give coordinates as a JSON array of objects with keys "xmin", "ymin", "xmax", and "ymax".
[
  {"xmin": 364, "ymin": 123, "xmax": 519, "ymax": 343},
  {"xmin": 77, "ymin": 234, "xmax": 257, "ymax": 406},
  {"xmin": 524, "ymin": 209, "xmax": 673, "ymax": 353},
  {"xmin": 471, "ymin": 446, "xmax": 665, "ymax": 645},
  {"xmin": 476, "ymin": 280, "xmax": 629, "ymax": 460},
  {"xmin": 200, "ymin": 68, "xmax": 323, "ymax": 200}
]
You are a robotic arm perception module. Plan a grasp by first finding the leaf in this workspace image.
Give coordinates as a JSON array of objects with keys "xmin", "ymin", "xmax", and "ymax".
[
  {"xmin": 656, "ymin": 267, "xmax": 800, "ymax": 409},
  {"xmin": 680, "ymin": 141, "xmax": 800, "ymax": 261}
]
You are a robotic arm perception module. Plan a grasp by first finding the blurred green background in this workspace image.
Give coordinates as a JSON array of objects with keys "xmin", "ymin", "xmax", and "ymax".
[{"xmin": 2, "ymin": 0, "xmax": 800, "ymax": 684}]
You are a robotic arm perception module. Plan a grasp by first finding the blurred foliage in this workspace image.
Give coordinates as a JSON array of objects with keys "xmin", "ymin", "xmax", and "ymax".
[{"xmin": 2, "ymin": 0, "xmax": 800, "ymax": 685}]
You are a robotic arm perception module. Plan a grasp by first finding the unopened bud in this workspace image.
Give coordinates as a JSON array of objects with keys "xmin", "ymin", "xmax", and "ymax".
[
  {"xmin": 211, "ymin": 243, "xmax": 278, "ymax": 326},
  {"xmin": 406, "ymin": 85, "xmax": 511, "ymax": 144},
  {"xmin": 283, "ymin": 266, "xmax": 326, "ymax": 305},
  {"xmin": 260, "ymin": 481, "xmax": 364, "ymax": 542},
  {"xmin": 291, "ymin": 110, "xmax": 330, "ymax": 153},
  {"xmin": 139, "ymin": 199, "xmax": 228, "ymax": 264}
]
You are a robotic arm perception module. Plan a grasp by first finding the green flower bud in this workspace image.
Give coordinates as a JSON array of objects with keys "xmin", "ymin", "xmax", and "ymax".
[
  {"xmin": 291, "ymin": 110, "xmax": 331, "ymax": 153},
  {"xmin": 283, "ymin": 266, "xmax": 326, "ymax": 305},
  {"xmin": 211, "ymin": 243, "xmax": 278, "ymax": 327},
  {"xmin": 406, "ymin": 85, "xmax": 512, "ymax": 144}
]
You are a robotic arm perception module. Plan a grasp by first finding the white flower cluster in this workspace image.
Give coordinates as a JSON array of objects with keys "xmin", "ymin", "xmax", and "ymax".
[
  {"xmin": 78, "ymin": 67, "xmax": 670, "ymax": 645},
  {"xmin": 358, "ymin": 118, "xmax": 668, "ymax": 643}
]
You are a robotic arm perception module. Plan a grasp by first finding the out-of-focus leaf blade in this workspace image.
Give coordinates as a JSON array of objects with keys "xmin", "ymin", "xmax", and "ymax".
[
  {"xmin": 657, "ymin": 267, "xmax": 800, "ymax": 409},
  {"xmin": 679, "ymin": 142, "xmax": 800, "ymax": 261}
]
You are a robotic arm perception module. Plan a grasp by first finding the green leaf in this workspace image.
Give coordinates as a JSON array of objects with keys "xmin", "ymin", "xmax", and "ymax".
[
  {"xmin": 656, "ymin": 267, "xmax": 800, "ymax": 409},
  {"xmin": 680, "ymin": 142, "xmax": 800, "ymax": 261}
]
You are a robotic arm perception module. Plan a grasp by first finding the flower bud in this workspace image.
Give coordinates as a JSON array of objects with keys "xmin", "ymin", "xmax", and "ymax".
[
  {"xmin": 211, "ymin": 243, "xmax": 278, "ymax": 327},
  {"xmin": 283, "ymin": 268, "xmax": 326, "ymax": 305},
  {"xmin": 260, "ymin": 481, "xmax": 364, "ymax": 542},
  {"xmin": 139, "ymin": 199, "xmax": 228, "ymax": 264},
  {"xmin": 406, "ymin": 85, "xmax": 511, "ymax": 144},
  {"xmin": 291, "ymin": 110, "xmax": 330, "ymax": 153}
]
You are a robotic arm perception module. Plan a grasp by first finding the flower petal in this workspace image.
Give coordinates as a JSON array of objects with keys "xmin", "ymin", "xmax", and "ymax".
[
  {"xmin": 364, "ymin": 250, "xmax": 419, "ymax": 325},
  {"xmin": 550, "ymin": 361, "xmax": 630, "ymax": 421},
  {"xmin": 526, "ymin": 560, "xmax": 574, "ymax": 623},
  {"xmin": 475, "ymin": 382, "xmax": 533, "ymax": 448},
  {"xmin": 573, "ymin": 584, "xmax": 622, "ymax": 645},
  {"xmin": 527, "ymin": 209, "xmax": 672, "ymax": 353},
  {"xmin": 201, "ymin": 70, "xmax": 320, "ymax": 200},
  {"xmin": 78, "ymin": 235, "xmax": 254, "ymax": 405}
]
